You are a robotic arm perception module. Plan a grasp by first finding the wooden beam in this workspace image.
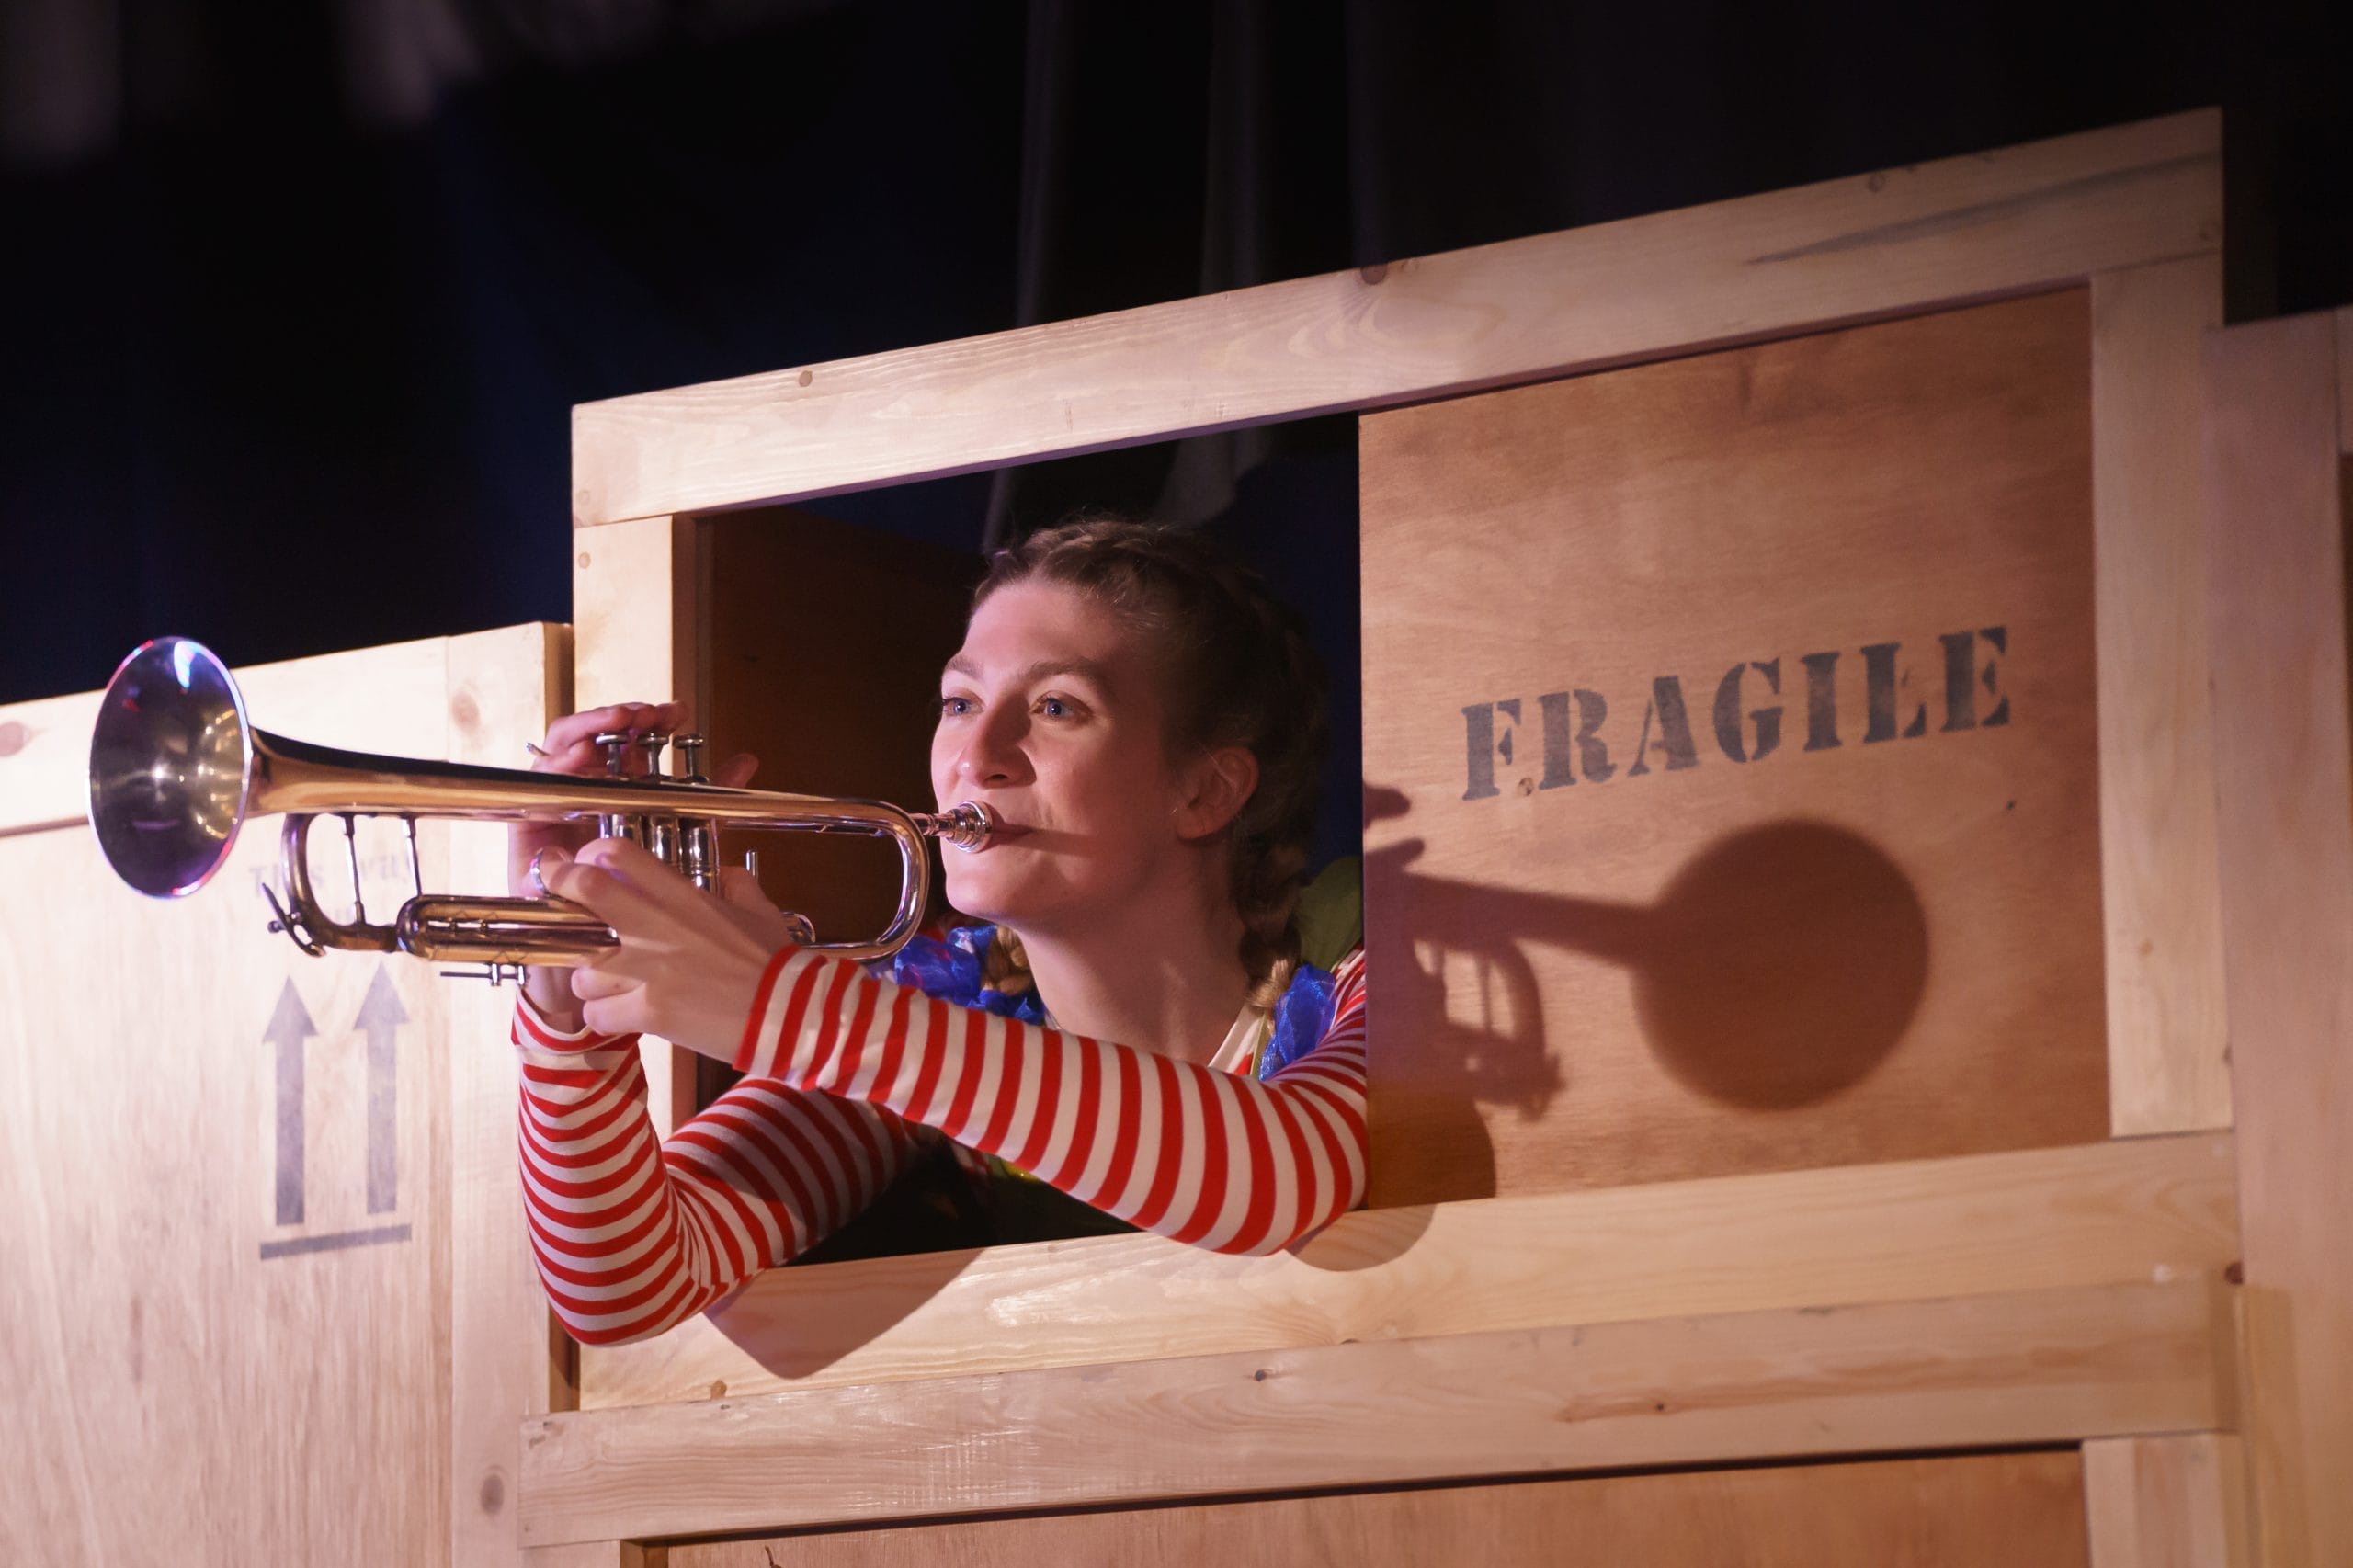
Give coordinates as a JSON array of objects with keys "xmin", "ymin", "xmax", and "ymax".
[
  {"xmin": 2086, "ymin": 1435, "xmax": 2254, "ymax": 1568},
  {"xmin": 2091, "ymin": 254, "xmax": 2230, "ymax": 1134},
  {"xmin": 524, "ymin": 1275, "xmax": 2236, "ymax": 1545},
  {"xmin": 523, "ymin": 1544, "xmax": 649, "ymax": 1568},
  {"xmin": 575, "ymin": 1131, "xmax": 2236, "ymax": 1411},
  {"xmin": 570, "ymin": 516, "xmax": 704, "ymax": 1137},
  {"xmin": 2203, "ymin": 311, "xmax": 2353, "ymax": 1568},
  {"xmin": 446, "ymin": 625, "xmax": 574, "ymax": 1568},
  {"xmin": 668, "ymin": 1452, "xmax": 2090, "ymax": 1567},
  {"xmin": 571, "ymin": 111, "xmax": 2218, "ymax": 527}
]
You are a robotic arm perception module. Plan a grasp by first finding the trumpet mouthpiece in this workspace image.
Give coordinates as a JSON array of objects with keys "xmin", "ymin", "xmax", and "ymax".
[{"xmin": 923, "ymin": 801, "xmax": 997, "ymax": 852}]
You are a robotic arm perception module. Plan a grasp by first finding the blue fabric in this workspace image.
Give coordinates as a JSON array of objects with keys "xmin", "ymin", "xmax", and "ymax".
[
  {"xmin": 882, "ymin": 925, "xmax": 1049, "ymax": 1026},
  {"xmin": 1263, "ymin": 961, "xmax": 1336, "ymax": 1078},
  {"xmin": 886, "ymin": 925, "xmax": 1335, "ymax": 1078}
]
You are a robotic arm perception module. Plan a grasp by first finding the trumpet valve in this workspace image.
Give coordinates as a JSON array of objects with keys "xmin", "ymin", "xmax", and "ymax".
[{"xmin": 674, "ymin": 733, "xmax": 706, "ymax": 782}]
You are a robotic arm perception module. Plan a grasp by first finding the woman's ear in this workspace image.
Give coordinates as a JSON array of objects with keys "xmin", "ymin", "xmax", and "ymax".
[{"xmin": 1173, "ymin": 745, "xmax": 1259, "ymax": 841}]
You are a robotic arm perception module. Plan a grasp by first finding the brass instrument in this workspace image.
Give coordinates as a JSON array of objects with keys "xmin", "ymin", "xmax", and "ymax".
[{"xmin": 87, "ymin": 637, "xmax": 995, "ymax": 982}]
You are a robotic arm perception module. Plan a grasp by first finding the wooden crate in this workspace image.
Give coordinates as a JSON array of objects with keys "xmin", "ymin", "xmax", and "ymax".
[
  {"xmin": 509, "ymin": 109, "xmax": 2300, "ymax": 1566},
  {"xmin": 1359, "ymin": 286, "xmax": 2112, "ymax": 1203},
  {"xmin": 0, "ymin": 628, "xmax": 567, "ymax": 1566}
]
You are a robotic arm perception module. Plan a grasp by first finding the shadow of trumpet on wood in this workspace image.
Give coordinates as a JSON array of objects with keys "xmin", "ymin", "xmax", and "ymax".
[{"xmin": 1367, "ymin": 785, "xmax": 1930, "ymax": 1210}]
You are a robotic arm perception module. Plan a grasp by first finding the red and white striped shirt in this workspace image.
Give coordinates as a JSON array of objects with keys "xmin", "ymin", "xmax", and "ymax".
[{"xmin": 516, "ymin": 949, "xmax": 1367, "ymax": 1345}]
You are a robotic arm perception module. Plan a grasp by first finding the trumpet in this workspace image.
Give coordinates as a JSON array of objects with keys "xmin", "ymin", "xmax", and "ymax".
[{"xmin": 87, "ymin": 638, "xmax": 995, "ymax": 983}]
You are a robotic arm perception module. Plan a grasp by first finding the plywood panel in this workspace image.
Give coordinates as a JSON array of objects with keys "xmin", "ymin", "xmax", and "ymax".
[
  {"xmin": 701, "ymin": 506, "xmax": 974, "ymax": 952},
  {"xmin": 2203, "ymin": 311, "xmax": 2353, "ymax": 1568},
  {"xmin": 675, "ymin": 1451, "xmax": 2089, "ymax": 1568},
  {"xmin": 578, "ymin": 1131, "xmax": 2235, "ymax": 1410},
  {"xmin": 2091, "ymin": 255, "xmax": 2229, "ymax": 1135},
  {"xmin": 0, "ymin": 638, "xmax": 465, "ymax": 1564},
  {"xmin": 525, "ymin": 1276, "xmax": 2232, "ymax": 1544},
  {"xmin": 1361, "ymin": 290, "xmax": 2104, "ymax": 1206},
  {"xmin": 572, "ymin": 110, "xmax": 2216, "ymax": 525}
]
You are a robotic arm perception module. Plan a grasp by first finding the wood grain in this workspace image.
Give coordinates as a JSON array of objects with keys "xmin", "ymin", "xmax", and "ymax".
[
  {"xmin": 1361, "ymin": 289, "xmax": 2105, "ymax": 1205},
  {"xmin": 571, "ymin": 111, "xmax": 2217, "ymax": 527},
  {"xmin": 2085, "ymin": 1435, "xmax": 2253, "ymax": 1568},
  {"xmin": 445, "ymin": 625, "xmax": 573, "ymax": 1568},
  {"xmin": 0, "ymin": 686, "xmax": 101, "ymax": 835},
  {"xmin": 2091, "ymin": 255, "xmax": 2229, "ymax": 1136},
  {"xmin": 576, "ymin": 1130, "xmax": 2235, "ymax": 1410},
  {"xmin": 2202, "ymin": 311, "xmax": 2353, "ymax": 1568},
  {"xmin": 671, "ymin": 1451, "xmax": 2089, "ymax": 1568},
  {"xmin": 0, "ymin": 637, "xmax": 468, "ymax": 1564},
  {"xmin": 524, "ymin": 1544, "xmax": 649, "ymax": 1568},
  {"xmin": 525, "ymin": 1275, "xmax": 2234, "ymax": 1544},
  {"xmin": 571, "ymin": 515, "xmax": 702, "ymax": 1137}
]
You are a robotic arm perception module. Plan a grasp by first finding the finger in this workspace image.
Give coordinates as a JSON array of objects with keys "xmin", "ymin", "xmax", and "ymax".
[
  {"xmin": 569, "ymin": 837, "xmax": 720, "ymax": 925},
  {"xmin": 580, "ymin": 992, "xmax": 647, "ymax": 1038},
  {"xmin": 715, "ymin": 751, "xmax": 758, "ymax": 789},
  {"xmin": 539, "ymin": 701, "xmax": 688, "ymax": 775},
  {"xmin": 716, "ymin": 864, "xmax": 773, "ymax": 909},
  {"xmin": 538, "ymin": 857, "xmax": 676, "ymax": 931},
  {"xmin": 570, "ymin": 963, "xmax": 637, "ymax": 1003}
]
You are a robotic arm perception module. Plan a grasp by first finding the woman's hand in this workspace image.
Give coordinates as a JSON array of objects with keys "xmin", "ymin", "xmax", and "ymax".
[
  {"xmin": 508, "ymin": 700, "xmax": 755, "ymax": 1026},
  {"xmin": 537, "ymin": 838, "xmax": 808, "ymax": 1058}
]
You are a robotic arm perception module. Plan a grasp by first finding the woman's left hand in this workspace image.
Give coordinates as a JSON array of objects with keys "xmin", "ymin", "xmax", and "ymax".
[{"xmin": 537, "ymin": 838, "xmax": 808, "ymax": 1059}]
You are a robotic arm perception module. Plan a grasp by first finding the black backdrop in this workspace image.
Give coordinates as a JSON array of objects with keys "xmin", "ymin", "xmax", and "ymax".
[{"xmin": 3, "ymin": 0, "xmax": 2347, "ymax": 709}]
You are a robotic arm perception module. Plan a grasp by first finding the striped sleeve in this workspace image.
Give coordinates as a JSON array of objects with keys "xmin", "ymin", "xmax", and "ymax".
[
  {"xmin": 736, "ymin": 948, "xmax": 1370, "ymax": 1256},
  {"xmin": 512, "ymin": 995, "xmax": 924, "ymax": 1346}
]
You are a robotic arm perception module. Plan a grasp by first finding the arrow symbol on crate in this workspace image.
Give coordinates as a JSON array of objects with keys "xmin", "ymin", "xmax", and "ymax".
[
  {"xmin": 356, "ymin": 963, "xmax": 408, "ymax": 1215},
  {"xmin": 264, "ymin": 981, "xmax": 315, "ymax": 1227}
]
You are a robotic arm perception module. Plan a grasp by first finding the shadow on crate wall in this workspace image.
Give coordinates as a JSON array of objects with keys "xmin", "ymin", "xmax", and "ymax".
[{"xmin": 1369, "ymin": 785, "xmax": 1931, "ymax": 1201}]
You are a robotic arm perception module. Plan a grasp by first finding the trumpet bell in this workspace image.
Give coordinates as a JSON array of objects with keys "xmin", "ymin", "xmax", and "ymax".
[{"xmin": 89, "ymin": 637, "xmax": 256, "ymax": 899}]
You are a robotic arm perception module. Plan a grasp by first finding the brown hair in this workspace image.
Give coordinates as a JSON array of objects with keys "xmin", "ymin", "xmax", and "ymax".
[{"xmin": 971, "ymin": 516, "xmax": 1331, "ymax": 1009}]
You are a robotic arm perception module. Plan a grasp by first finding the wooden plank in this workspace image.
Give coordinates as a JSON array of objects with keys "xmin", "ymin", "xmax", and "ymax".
[
  {"xmin": 524, "ymin": 1275, "xmax": 2234, "ymax": 1544},
  {"xmin": 2092, "ymin": 255, "xmax": 2230, "ymax": 1135},
  {"xmin": 571, "ymin": 110, "xmax": 2218, "ymax": 526},
  {"xmin": 2086, "ymin": 1435, "xmax": 2253, "ymax": 1568},
  {"xmin": 524, "ymin": 1544, "xmax": 649, "ymax": 1568},
  {"xmin": 571, "ymin": 515, "xmax": 702, "ymax": 1137},
  {"xmin": 0, "ymin": 637, "xmax": 463, "ymax": 1563},
  {"xmin": 577, "ymin": 1130, "xmax": 2235, "ymax": 1411},
  {"xmin": 2202, "ymin": 311, "xmax": 2353, "ymax": 1568},
  {"xmin": 1360, "ymin": 289, "xmax": 2104, "ymax": 1205},
  {"xmin": 671, "ymin": 1451, "xmax": 2089, "ymax": 1568},
  {"xmin": 447, "ymin": 624, "xmax": 573, "ymax": 1568},
  {"xmin": 0, "ymin": 686, "xmax": 100, "ymax": 835}
]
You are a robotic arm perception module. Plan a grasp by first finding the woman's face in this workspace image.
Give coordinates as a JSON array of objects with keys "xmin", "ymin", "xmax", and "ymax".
[{"xmin": 931, "ymin": 579, "xmax": 1203, "ymax": 929}]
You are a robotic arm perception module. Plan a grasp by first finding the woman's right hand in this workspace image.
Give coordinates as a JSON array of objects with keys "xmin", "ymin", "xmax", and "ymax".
[{"xmin": 509, "ymin": 700, "xmax": 756, "ymax": 1026}]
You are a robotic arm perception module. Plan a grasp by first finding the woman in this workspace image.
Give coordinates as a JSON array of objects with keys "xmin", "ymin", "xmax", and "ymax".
[{"xmin": 511, "ymin": 520, "xmax": 1367, "ymax": 1345}]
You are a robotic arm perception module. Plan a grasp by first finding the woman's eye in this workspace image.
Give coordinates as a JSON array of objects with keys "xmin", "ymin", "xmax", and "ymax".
[
  {"xmin": 1038, "ymin": 696, "xmax": 1074, "ymax": 720},
  {"xmin": 939, "ymin": 695, "xmax": 976, "ymax": 718}
]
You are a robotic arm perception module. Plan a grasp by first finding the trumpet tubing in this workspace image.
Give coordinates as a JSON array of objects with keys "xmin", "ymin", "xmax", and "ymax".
[{"xmin": 87, "ymin": 638, "xmax": 994, "ymax": 979}]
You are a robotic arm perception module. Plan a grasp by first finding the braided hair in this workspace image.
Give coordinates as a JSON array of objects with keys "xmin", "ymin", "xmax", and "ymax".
[{"xmin": 971, "ymin": 517, "xmax": 1331, "ymax": 1011}]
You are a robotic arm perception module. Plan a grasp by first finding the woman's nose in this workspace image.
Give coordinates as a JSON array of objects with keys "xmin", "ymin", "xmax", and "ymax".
[{"xmin": 955, "ymin": 709, "xmax": 1030, "ymax": 788}]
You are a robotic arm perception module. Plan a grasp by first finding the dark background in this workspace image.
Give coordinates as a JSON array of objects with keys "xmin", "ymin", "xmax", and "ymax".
[{"xmin": 4, "ymin": 0, "xmax": 2347, "ymax": 715}]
